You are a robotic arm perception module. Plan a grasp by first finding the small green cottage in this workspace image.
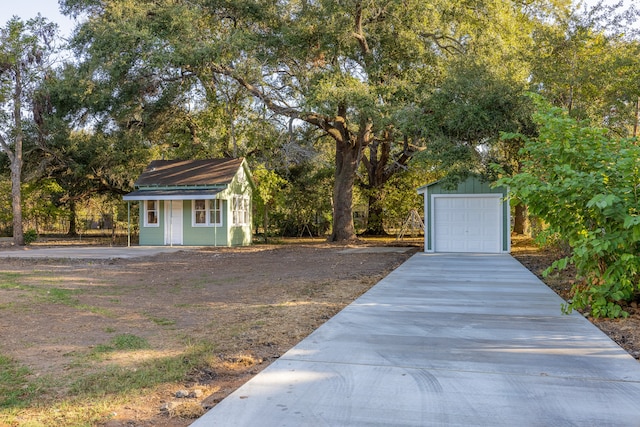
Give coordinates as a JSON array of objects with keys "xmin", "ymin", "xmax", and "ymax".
[
  {"xmin": 417, "ymin": 176, "xmax": 510, "ymax": 253},
  {"xmin": 123, "ymin": 158, "xmax": 254, "ymax": 246}
]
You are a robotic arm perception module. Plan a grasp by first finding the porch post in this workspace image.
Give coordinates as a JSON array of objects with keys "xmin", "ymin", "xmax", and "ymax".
[
  {"xmin": 169, "ymin": 200, "xmax": 173, "ymax": 247},
  {"xmin": 127, "ymin": 201, "xmax": 131, "ymax": 247},
  {"xmin": 214, "ymin": 195, "xmax": 217, "ymax": 247}
]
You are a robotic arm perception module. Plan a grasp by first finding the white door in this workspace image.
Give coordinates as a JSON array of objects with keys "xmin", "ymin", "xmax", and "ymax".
[
  {"xmin": 164, "ymin": 201, "xmax": 183, "ymax": 245},
  {"xmin": 433, "ymin": 196, "xmax": 501, "ymax": 253}
]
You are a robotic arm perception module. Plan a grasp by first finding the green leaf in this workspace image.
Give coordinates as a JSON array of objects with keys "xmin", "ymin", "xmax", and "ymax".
[
  {"xmin": 623, "ymin": 215, "xmax": 640, "ymax": 229},
  {"xmin": 552, "ymin": 257, "xmax": 569, "ymax": 271}
]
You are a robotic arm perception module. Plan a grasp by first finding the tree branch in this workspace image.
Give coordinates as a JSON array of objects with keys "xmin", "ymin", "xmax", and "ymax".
[
  {"xmin": 353, "ymin": 1, "xmax": 370, "ymax": 55},
  {"xmin": 420, "ymin": 32, "xmax": 466, "ymax": 54},
  {"xmin": 0, "ymin": 134, "xmax": 15, "ymax": 162},
  {"xmin": 383, "ymin": 135, "xmax": 422, "ymax": 179},
  {"xmin": 208, "ymin": 63, "xmax": 347, "ymax": 143}
]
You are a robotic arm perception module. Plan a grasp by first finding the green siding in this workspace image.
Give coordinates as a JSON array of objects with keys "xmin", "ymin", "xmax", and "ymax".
[
  {"xmin": 219, "ymin": 162, "xmax": 253, "ymax": 246},
  {"xmin": 131, "ymin": 160, "xmax": 254, "ymax": 247},
  {"xmin": 420, "ymin": 176, "xmax": 510, "ymax": 252},
  {"xmin": 427, "ymin": 177, "xmax": 505, "ymax": 195},
  {"xmin": 138, "ymin": 201, "xmax": 165, "ymax": 245},
  {"xmin": 230, "ymin": 225, "xmax": 252, "ymax": 246},
  {"xmin": 182, "ymin": 200, "xmax": 230, "ymax": 246}
]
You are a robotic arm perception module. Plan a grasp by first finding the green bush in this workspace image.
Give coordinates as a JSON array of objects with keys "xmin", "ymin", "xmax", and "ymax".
[
  {"xmin": 23, "ymin": 229, "xmax": 38, "ymax": 245},
  {"xmin": 498, "ymin": 98, "xmax": 640, "ymax": 318}
]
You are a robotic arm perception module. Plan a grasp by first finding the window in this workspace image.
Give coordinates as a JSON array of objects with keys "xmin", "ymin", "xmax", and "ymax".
[
  {"xmin": 232, "ymin": 196, "xmax": 250, "ymax": 226},
  {"xmin": 194, "ymin": 200, "xmax": 207, "ymax": 225},
  {"xmin": 193, "ymin": 199, "xmax": 221, "ymax": 226},
  {"xmin": 145, "ymin": 200, "xmax": 159, "ymax": 227},
  {"xmin": 209, "ymin": 199, "xmax": 221, "ymax": 225}
]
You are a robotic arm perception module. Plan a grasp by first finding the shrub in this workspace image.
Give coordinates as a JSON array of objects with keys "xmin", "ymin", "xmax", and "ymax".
[
  {"xmin": 23, "ymin": 229, "xmax": 38, "ymax": 245},
  {"xmin": 498, "ymin": 98, "xmax": 640, "ymax": 318}
]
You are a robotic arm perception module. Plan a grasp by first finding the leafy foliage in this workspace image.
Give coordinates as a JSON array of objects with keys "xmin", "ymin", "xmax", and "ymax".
[
  {"xmin": 498, "ymin": 98, "xmax": 640, "ymax": 318},
  {"xmin": 529, "ymin": 1, "xmax": 640, "ymax": 135},
  {"xmin": 60, "ymin": 0, "xmax": 562, "ymax": 240},
  {"xmin": 0, "ymin": 16, "xmax": 58, "ymax": 245},
  {"xmin": 3, "ymin": 0, "xmax": 639, "ymax": 244},
  {"xmin": 22, "ymin": 229, "xmax": 37, "ymax": 245},
  {"xmin": 417, "ymin": 60, "xmax": 535, "ymax": 179},
  {"xmin": 262, "ymin": 160, "xmax": 334, "ymax": 238},
  {"xmin": 377, "ymin": 156, "xmax": 440, "ymax": 232}
]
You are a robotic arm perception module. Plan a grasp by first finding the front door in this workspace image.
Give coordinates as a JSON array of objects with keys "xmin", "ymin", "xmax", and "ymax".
[{"xmin": 164, "ymin": 201, "xmax": 183, "ymax": 245}]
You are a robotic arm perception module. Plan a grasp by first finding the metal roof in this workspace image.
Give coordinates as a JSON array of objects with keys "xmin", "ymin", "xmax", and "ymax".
[
  {"xmin": 123, "ymin": 188, "xmax": 222, "ymax": 201},
  {"xmin": 134, "ymin": 158, "xmax": 245, "ymax": 187}
]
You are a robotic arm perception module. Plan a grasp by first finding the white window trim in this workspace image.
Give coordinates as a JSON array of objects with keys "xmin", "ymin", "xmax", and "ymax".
[
  {"xmin": 144, "ymin": 200, "xmax": 160, "ymax": 227},
  {"xmin": 192, "ymin": 199, "xmax": 222, "ymax": 227},
  {"xmin": 232, "ymin": 195, "xmax": 250, "ymax": 226}
]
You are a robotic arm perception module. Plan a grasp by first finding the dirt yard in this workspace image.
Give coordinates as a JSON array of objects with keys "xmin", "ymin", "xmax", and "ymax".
[
  {"xmin": 0, "ymin": 237, "xmax": 638, "ymax": 426},
  {"xmin": 0, "ymin": 242, "xmax": 417, "ymax": 426}
]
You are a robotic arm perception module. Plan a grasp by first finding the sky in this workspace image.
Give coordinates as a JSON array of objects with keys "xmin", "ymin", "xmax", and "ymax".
[
  {"xmin": 0, "ymin": 1, "xmax": 78, "ymax": 38},
  {"xmin": 0, "ymin": 0, "xmax": 635, "ymax": 40}
]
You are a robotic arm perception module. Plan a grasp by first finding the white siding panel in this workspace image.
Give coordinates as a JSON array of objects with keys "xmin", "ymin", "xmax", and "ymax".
[{"xmin": 434, "ymin": 196, "xmax": 500, "ymax": 253}]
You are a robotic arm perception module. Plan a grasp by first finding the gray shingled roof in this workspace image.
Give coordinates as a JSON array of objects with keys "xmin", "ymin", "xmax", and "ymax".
[{"xmin": 134, "ymin": 158, "xmax": 245, "ymax": 187}]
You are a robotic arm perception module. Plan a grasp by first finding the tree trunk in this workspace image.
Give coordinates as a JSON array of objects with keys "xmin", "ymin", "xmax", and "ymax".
[
  {"xmin": 361, "ymin": 141, "xmax": 390, "ymax": 236},
  {"xmin": 10, "ymin": 157, "xmax": 24, "ymax": 246},
  {"xmin": 512, "ymin": 160, "xmax": 527, "ymax": 235},
  {"xmin": 329, "ymin": 140, "xmax": 358, "ymax": 242},
  {"xmin": 68, "ymin": 201, "xmax": 78, "ymax": 237},
  {"xmin": 634, "ymin": 96, "xmax": 639, "ymax": 138},
  {"xmin": 263, "ymin": 205, "xmax": 269, "ymax": 244},
  {"xmin": 365, "ymin": 193, "xmax": 387, "ymax": 235},
  {"xmin": 11, "ymin": 67, "xmax": 24, "ymax": 246},
  {"xmin": 513, "ymin": 204, "xmax": 527, "ymax": 235}
]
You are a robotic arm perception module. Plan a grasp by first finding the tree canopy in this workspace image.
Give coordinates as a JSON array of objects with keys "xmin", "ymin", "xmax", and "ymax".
[
  {"xmin": 57, "ymin": 0, "xmax": 565, "ymax": 241},
  {"xmin": 0, "ymin": 16, "xmax": 58, "ymax": 245},
  {"xmin": 1, "ymin": 0, "xmax": 639, "ymax": 256}
]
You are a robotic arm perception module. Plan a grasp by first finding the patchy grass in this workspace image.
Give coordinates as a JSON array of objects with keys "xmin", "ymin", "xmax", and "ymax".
[
  {"xmin": 93, "ymin": 334, "xmax": 150, "ymax": 354},
  {"xmin": 71, "ymin": 356, "xmax": 188, "ymax": 397},
  {"xmin": 44, "ymin": 287, "xmax": 81, "ymax": 305},
  {"xmin": 1, "ymin": 342, "xmax": 218, "ymax": 426},
  {"xmin": 0, "ymin": 355, "xmax": 39, "ymax": 409},
  {"xmin": 0, "ymin": 272, "xmax": 26, "ymax": 290},
  {"xmin": 70, "ymin": 341, "xmax": 215, "ymax": 397},
  {"xmin": 0, "ymin": 243, "xmax": 414, "ymax": 426},
  {"xmin": 0, "ymin": 272, "xmax": 112, "ymax": 316},
  {"xmin": 65, "ymin": 334, "xmax": 153, "ymax": 365},
  {"xmin": 145, "ymin": 314, "xmax": 177, "ymax": 326}
]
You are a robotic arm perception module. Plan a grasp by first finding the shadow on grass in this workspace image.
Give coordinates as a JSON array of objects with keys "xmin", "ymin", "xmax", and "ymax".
[{"xmin": 0, "ymin": 342, "xmax": 216, "ymax": 426}]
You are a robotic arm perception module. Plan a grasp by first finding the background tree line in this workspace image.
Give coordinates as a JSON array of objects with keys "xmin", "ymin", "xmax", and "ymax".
[{"xmin": 1, "ymin": 0, "xmax": 639, "ymax": 247}]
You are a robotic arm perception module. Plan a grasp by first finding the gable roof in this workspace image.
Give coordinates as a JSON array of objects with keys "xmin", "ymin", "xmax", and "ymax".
[
  {"xmin": 135, "ymin": 158, "xmax": 245, "ymax": 187},
  {"xmin": 417, "ymin": 174, "xmax": 506, "ymax": 195}
]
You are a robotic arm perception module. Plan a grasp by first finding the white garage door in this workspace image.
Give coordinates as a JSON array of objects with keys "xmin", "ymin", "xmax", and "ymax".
[{"xmin": 433, "ymin": 196, "xmax": 501, "ymax": 253}]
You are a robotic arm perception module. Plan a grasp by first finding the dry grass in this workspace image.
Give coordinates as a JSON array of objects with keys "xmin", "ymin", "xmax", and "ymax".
[{"xmin": 0, "ymin": 243, "xmax": 414, "ymax": 426}]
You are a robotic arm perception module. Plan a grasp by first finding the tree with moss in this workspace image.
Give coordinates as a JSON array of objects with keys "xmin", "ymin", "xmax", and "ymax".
[{"xmin": 0, "ymin": 16, "xmax": 57, "ymax": 245}]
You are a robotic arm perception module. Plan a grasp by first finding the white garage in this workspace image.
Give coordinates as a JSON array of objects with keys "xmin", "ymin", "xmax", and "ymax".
[{"xmin": 417, "ymin": 176, "xmax": 510, "ymax": 253}]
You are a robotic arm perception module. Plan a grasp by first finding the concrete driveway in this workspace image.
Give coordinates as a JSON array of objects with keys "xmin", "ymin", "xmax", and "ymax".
[{"xmin": 191, "ymin": 253, "xmax": 640, "ymax": 426}]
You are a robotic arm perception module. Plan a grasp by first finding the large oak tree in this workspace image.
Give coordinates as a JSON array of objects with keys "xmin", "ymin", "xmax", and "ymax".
[{"xmin": 62, "ymin": 0, "xmax": 562, "ymax": 241}]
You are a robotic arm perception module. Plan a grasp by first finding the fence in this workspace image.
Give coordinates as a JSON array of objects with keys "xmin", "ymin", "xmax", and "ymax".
[{"xmin": 1, "ymin": 214, "xmax": 137, "ymax": 238}]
